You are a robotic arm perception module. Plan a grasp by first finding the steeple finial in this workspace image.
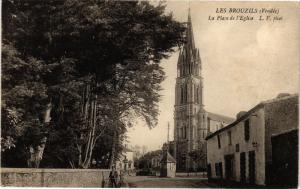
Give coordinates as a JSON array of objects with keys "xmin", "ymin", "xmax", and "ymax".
[{"xmin": 188, "ymin": 7, "xmax": 191, "ymax": 21}]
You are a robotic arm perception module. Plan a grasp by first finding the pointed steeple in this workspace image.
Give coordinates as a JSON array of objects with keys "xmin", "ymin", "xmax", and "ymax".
[
  {"xmin": 186, "ymin": 8, "xmax": 195, "ymax": 51},
  {"xmin": 177, "ymin": 8, "xmax": 201, "ymax": 77},
  {"xmin": 182, "ymin": 8, "xmax": 196, "ymax": 66}
]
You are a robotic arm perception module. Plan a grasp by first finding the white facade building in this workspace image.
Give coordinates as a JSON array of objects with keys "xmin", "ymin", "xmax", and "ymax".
[{"xmin": 206, "ymin": 94, "xmax": 298, "ymax": 186}]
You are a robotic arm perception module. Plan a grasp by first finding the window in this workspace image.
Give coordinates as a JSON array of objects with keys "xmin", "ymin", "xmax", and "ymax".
[
  {"xmin": 207, "ymin": 164, "xmax": 212, "ymax": 179},
  {"xmin": 228, "ymin": 131, "xmax": 232, "ymax": 145},
  {"xmin": 185, "ymin": 84, "xmax": 188, "ymax": 102},
  {"xmin": 217, "ymin": 135, "xmax": 221, "ymax": 149},
  {"xmin": 236, "ymin": 144, "xmax": 239, "ymax": 152},
  {"xmin": 215, "ymin": 163, "xmax": 220, "ymax": 176},
  {"xmin": 219, "ymin": 162, "xmax": 223, "ymax": 178},
  {"xmin": 194, "ymin": 84, "xmax": 197, "ymax": 102},
  {"xmin": 244, "ymin": 119, "xmax": 250, "ymax": 141},
  {"xmin": 197, "ymin": 86, "xmax": 200, "ymax": 103},
  {"xmin": 215, "ymin": 162, "xmax": 223, "ymax": 177},
  {"xmin": 180, "ymin": 127, "xmax": 183, "ymax": 139},
  {"xmin": 180, "ymin": 86, "xmax": 184, "ymax": 103},
  {"xmin": 180, "ymin": 127, "xmax": 183, "ymax": 138}
]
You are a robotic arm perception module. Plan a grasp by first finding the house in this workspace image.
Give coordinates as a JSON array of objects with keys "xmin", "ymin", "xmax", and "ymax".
[
  {"xmin": 207, "ymin": 112, "xmax": 235, "ymax": 133},
  {"xmin": 115, "ymin": 147, "xmax": 134, "ymax": 172},
  {"xmin": 151, "ymin": 155, "xmax": 161, "ymax": 170},
  {"xmin": 205, "ymin": 94, "xmax": 298, "ymax": 186},
  {"xmin": 160, "ymin": 145, "xmax": 176, "ymax": 178}
]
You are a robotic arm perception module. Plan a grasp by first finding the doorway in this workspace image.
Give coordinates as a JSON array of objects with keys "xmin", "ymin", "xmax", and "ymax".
[
  {"xmin": 248, "ymin": 151, "xmax": 255, "ymax": 184},
  {"xmin": 224, "ymin": 154, "xmax": 235, "ymax": 180},
  {"xmin": 240, "ymin": 152, "xmax": 246, "ymax": 183}
]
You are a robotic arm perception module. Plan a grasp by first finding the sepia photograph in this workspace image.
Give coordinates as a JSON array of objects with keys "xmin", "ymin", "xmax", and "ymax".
[{"xmin": 1, "ymin": 0, "xmax": 299, "ymax": 188}]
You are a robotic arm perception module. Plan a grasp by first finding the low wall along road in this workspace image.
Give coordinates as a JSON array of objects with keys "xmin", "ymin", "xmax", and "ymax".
[{"xmin": 1, "ymin": 168, "xmax": 110, "ymax": 187}]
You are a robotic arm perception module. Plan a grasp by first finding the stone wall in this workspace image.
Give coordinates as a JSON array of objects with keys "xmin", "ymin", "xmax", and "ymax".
[
  {"xmin": 1, "ymin": 168, "xmax": 110, "ymax": 187},
  {"xmin": 264, "ymin": 94, "xmax": 298, "ymax": 184},
  {"xmin": 264, "ymin": 95, "xmax": 298, "ymax": 163}
]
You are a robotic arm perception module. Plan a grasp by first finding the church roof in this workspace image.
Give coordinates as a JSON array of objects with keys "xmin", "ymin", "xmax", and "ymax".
[
  {"xmin": 160, "ymin": 152, "xmax": 176, "ymax": 163},
  {"xmin": 207, "ymin": 112, "xmax": 235, "ymax": 124}
]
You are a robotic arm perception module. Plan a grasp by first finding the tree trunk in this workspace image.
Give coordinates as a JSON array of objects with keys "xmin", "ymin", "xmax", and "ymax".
[
  {"xmin": 78, "ymin": 82, "xmax": 98, "ymax": 169},
  {"xmin": 28, "ymin": 102, "xmax": 52, "ymax": 168},
  {"xmin": 109, "ymin": 128, "xmax": 117, "ymax": 168}
]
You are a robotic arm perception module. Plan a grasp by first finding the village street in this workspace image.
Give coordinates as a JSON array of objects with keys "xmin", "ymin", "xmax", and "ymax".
[
  {"xmin": 125, "ymin": 175, "xmax": 217, "ymax": 188},
  {"xmin": 124, "ymin": 175, "xmax": 265, "ymax": 188}
]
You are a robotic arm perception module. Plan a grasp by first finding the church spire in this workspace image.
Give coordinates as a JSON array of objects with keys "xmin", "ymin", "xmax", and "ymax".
[
  {"xmin": 177, "ymin": 8, "xmax": 201, "ymax": 76},
  {"xmin": 186, "ymin": 8, "xmax": 195, "ymax": 52}
]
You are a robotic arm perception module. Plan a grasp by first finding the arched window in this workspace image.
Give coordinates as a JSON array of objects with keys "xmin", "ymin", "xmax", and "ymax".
[
  {"xmin": 200, "ymin": 85, "xmax": 203, "ymax": 104},
  {"xmin": 196, "ymin": 86, "xmax": 200, "ymax": 103},
  {"xmin": 180, "ymin": 85, "xmax": 184, "ymax": 104},
  {"xmin": 193, "ymin": 84, "xmax": 196, "ymax": 102},
  {"xmin": 185, "ymin": 84, "xmax": 188, "ymax": 103},
  {"xmin": 180, "ymin": 65, "xmax": 183, "ymax": 76},
  {"xmin": 180, "ymin": 127, "xmax": 183, "ymax": 138}
]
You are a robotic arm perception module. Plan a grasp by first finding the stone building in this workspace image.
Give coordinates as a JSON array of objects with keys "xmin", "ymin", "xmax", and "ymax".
[
  {"xmin": 173, "ymin": 10, "xmax": 233, "ymax": 171},
  {"xmin": 115, "ymin": 147, "xmax": 134, "ymax": 171},
  {"xmin": 205, "ymin": 94, "xmax": 298, "ymax": 186}
]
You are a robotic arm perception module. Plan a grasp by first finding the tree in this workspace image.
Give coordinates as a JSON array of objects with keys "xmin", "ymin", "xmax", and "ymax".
[
  {"xmin": 1, "ymin": 41, "xmax": 51, "ymax": 167},
  {"xmin": 188, "ymin": 147, "xmax": 206, "ymax": 173},
  {"xmin": 2, "ymin": 0, "xmax": 185, "ymax": 168},
  {"xmin": 137, "ymin": 150, "xmax": 162, "ymax": 170}
]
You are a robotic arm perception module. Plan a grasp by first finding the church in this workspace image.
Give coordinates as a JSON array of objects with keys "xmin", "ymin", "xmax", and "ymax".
[{"xmin": 172, "ymin": 10, "xmax": 234, "ymax": 171}]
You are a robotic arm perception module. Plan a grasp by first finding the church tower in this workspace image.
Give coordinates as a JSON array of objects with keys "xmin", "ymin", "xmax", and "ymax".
[{"xmin": 174, "ymin": 10, "xmax": 208, "ymax": 171}]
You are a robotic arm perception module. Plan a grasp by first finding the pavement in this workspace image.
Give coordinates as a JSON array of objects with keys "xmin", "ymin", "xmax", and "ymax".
[{"xmin": 124, "ymin": 175, "xmax": 216, "ymax": 188}]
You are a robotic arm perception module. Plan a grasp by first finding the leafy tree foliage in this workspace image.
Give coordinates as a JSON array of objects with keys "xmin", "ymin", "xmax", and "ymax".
[
  {"xmin": 2, "ymin": 0, "xmax": 185, "ymax": 168},
  {"xmin": 1, "ymin": 42, "xmax": 50, "ymax": 167},
  {"xmin": 137, "ymin": 150, "xmax": 162, "ymax": 170}
]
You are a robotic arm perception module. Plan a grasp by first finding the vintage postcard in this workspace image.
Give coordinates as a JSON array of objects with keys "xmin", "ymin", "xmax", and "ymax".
[{"xmin": 1, "ymin": 1, "xmax": 299, "ymax": 188}]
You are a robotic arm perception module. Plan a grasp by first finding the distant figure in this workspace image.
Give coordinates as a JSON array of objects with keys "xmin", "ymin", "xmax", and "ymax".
[{"xmin": 109, "ymin": 166, "xmax": 118, "ymax": 188}]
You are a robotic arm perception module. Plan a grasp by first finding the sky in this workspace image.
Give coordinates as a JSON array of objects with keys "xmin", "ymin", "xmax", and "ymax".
[{"xmin": 127, "ymin": 1, "xmax": 299, "ymax": 151}]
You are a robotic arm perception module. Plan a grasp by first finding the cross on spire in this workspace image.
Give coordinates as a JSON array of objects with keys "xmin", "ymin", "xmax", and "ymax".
[{"xmin": 167, "ymin": 122, "xmax": 170, "ymax": 143}]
